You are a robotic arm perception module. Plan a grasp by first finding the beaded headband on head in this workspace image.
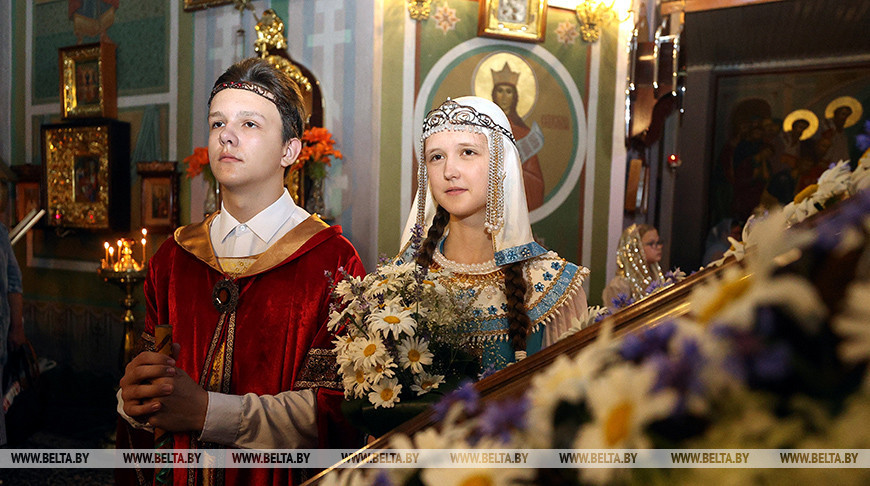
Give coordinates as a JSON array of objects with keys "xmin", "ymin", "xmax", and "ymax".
[
  {"xmin": 208, "ymin": 81, "xmax": 277, "ymax": 106},
  {"xmin": 422, "ymin": 99, "xmax": 516, "ymax": 144}
]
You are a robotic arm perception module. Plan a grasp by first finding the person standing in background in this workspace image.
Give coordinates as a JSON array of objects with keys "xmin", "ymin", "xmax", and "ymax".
[{"xmin": 0, "ymin": 219, "xmax": 25, "ymax": 446}]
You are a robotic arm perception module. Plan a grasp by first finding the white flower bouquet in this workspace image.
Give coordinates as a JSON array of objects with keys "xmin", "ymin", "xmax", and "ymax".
[{"xmin": 328, "ymin": 258, "xmax": 479, "ymax": 435}]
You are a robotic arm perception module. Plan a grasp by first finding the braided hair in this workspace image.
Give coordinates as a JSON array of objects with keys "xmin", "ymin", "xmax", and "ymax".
[
  {"xmin": 415, "ymin": 205, "xmax": 532, "ymax": 356},
  {"xmin": 415, "ymin": 205, "xmax": 450, "ymax": 268},
  {"xmin": 503, "ymin": 261, "xmax": 531, "ymax": 354}
]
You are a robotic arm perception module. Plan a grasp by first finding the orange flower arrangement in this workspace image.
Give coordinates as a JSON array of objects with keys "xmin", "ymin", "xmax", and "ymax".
[
  {"xmin": 182, "ymin": 147, "xmax": 213, "ymax": 181},
  {"xmin": 183, "ymin": 126, "xmax": 341, "ymax": 182},
  {"xmin": 292, "ymin": 126, "xmax": 343, "ymax": 180}
]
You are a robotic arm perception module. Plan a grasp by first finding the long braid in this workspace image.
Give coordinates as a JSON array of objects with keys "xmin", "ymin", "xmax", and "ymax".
[
  {"xmin": 503, "ymin": 261, "xmax": 531, "ymax": 355},
  {"xmin": 415, "ymin": 206, "xmax": 450, "ymax": 268}
]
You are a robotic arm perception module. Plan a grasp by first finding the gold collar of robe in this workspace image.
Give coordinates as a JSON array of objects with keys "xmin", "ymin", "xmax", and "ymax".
[{"xmin": 173, "ymin": 211, "xmax": 331, "ymax": 276}]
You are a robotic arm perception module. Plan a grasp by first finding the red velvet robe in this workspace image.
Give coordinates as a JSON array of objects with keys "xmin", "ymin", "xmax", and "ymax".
[{"xmin": 123, "ymin": 213, "xmax": 365, "ymax": 486}]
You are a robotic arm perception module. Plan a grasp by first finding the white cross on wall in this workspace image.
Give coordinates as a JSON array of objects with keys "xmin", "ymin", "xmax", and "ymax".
[
  {"xmin": 306, "ymin": 0, "xmax": 351, "ymax": 126},
  {"xmin": 207, "ymin": 9, "xmax": 242, "ymax": 68}
]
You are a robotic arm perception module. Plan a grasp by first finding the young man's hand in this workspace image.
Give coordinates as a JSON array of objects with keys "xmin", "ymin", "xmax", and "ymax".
[
  {"xmin": 119, "ymin": 346, "xmax": 209, "ymax": 433},
  {"xmin": 119, "ymin": 351, "xmax": 177, "ymax": 421},
  {"xmin": 144, "ymin": 365, "xmax": 209, "ymax": 432}
]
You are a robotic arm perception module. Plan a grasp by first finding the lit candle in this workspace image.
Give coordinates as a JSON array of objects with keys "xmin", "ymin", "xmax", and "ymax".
[
  {"xmin": 109, "ymin": 246, "xmax": 115, "ymax": 269},
  {"xmin": 103, "ymin": 242, "xmax": 110, "ymax": 268},
  {"xmin": 141, "ymin": 228, "xmax": 148, "ymax": 264}
]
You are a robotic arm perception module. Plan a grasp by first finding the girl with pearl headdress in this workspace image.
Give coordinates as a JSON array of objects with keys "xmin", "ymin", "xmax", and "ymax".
[
  {"xmin": 397, "ymin": 96, "xmax": 589, "ymax": 371},
  {"xmin": 602, "ymin": 224, "xmax": 665, "ymax": 310}
]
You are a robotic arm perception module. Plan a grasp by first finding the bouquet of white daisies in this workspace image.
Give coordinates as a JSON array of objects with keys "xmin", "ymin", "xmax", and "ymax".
[{"xmin": 328, "ymin": 257, "xmax": 478, "ymax": 426}]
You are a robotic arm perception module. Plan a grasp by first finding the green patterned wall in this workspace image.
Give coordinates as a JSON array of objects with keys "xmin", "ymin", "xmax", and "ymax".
[{"xmin": 33, "ymin": 0, "xmax": 169, "ymax": 103}]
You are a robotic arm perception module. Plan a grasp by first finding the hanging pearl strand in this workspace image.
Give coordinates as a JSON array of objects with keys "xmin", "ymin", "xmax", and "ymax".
[
  {"xmin": 415, "ymin": 137, "xmax": 428, "ymax": 230},
  {"xmin": 484, "ymin": 133, "xmax": 505, "ymax": 234}
]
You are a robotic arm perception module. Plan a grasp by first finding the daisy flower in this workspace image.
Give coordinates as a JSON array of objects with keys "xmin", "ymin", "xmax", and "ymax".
[
  {"xmin": 379, "ymin": 260, "xmax": 416, "ymax": 280},
  {"xmin": 351, "ymin": 335, "xmax": 389, "ymax": 369},
  {"xmin": 525, "ymin": 348, "xmax": 608, "ymax": 447},
  {"xmin": 411, "ymin": 371, "xmax": 445, "ymax": 396},
  {"xmin": 397, "ymin": 336, "xmax": 434, "ymax": 373},
  {"xmin": 741, "ymin": 208, "xmax": 814, "ymax": 276},
  {"xmin": 333, "ymin": 274, "xmax": 362, "ymax": 303},
  {"xmin": 850, "ymin": 149, "xmax": 870, "ymax": 193},
  {"xmin": 362, "ymin": 266, "xmax": 407, "ymax": 300},
  {"xmin": 368, "ymin": 377, "xmax": 402, "ymax": 408},
  {"xmin": 688, "ymin": 265, "xmax": 826, "ymax": 332},
  {"xmin": 342, "ymin": 364, "xmax": 371, "ymax": 399},
  {"xmin": 815, "ymin": 160, "xmax": 852, "ymax": 201},
  {"xmin": 833, "ymin": 280, "xmax": 870, "ymax": 388},
  {"xmin": 333, "ymin": 334, "xmax": 358, "ymax": 364},
  {"xmin": 368, "ymin": 304, "xmax": 417, "ymax": 339},
  {"xmin": 783, "ymin": 197, "xmax": 818, "ymax": 226},
  {"xmin": 326, "ymin": 309, "xmax": 346, "ymax": 332},
  {"xmin": 709, "ymin": 236, "xmax": 746, "ymax": 267},
  {"xmin": 559, "ymin": 305, "xmax": 610, "ymax": 340},
  {"xmin": 366, "ymin": 356, "xmax": 398, "ymax": 383},
  {"xmin": 575, "ymin": 363, "xmax": 676, "ymax": 448}
]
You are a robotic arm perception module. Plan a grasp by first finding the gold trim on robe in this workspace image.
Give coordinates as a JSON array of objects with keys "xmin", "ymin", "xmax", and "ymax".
[{"xmin": 174, "ymin": 212, "xmax": 331, "ymax": 276}]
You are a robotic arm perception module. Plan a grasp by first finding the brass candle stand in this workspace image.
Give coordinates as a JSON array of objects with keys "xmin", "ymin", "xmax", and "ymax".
[
  {"xmin": 98, "ymin": 233, "xmax": 149, "ymax": 367},
  {"xmin": 99, "ymin": 267, "xmax": 146, "ymax": 366}
]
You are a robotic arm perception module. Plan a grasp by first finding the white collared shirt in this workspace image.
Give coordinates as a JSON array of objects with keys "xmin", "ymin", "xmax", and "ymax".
[{"xmin": 210, "ymin": 188, "xmax": 310, "ymax": 258}]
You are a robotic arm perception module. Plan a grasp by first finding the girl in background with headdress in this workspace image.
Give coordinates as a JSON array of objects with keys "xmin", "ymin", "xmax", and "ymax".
[
  {"xmin": 602, "ymin": 224, "xmax": 665, "ymax": 310},
  {"xmin": 397, "ymin": 96, "xmax": 589, "ymax": 371}
]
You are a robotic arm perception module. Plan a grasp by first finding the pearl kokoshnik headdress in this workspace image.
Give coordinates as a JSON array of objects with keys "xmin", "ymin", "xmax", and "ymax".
[
  {"xmin": 418, "ymin": 98, "xmax": 515, "ymax": 236},
  {"xmin": 403, "ymin": 96, "xmax": 546, "ymax": 267}
]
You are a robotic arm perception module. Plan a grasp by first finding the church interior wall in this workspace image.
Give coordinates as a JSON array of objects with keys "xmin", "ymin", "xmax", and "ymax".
[{"xmin": 4, "ymin": 0, "xmax": 629, "ymax": 403}]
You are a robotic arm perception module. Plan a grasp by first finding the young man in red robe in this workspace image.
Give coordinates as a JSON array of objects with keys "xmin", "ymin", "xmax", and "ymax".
[{"xmin": 117, "ymin": 58, "xmax": 364, "ymax": 485}]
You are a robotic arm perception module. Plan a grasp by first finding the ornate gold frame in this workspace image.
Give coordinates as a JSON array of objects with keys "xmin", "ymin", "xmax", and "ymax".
[
  {"xmin": 59, "ymin": 42, "xmax": 117, "ymax": 119},
  {"xmin": 183, "ymin": 0, "xmax": 233, "ymax": 12},
  {"xmin": 478, "ymin": 0, "xmax": 548, "ymax": 43},
  {"xmin": 12, "ymin": 164, "xmax": 42, "ymax": 226},
  {"xmin": 42, "ymin": 121, "xmax": 130, "ymax": 230}
]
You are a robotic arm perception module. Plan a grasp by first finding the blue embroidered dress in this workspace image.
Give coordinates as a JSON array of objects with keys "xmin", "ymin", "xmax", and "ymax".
[{"xmin": 399, "ymin": 242, "xmax": 589, "ymax": 371}]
